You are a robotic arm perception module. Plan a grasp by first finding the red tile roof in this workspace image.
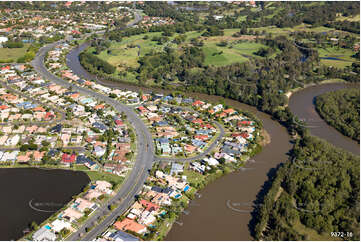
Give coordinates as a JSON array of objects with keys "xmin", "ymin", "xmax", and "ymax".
[
  {"xmin": 62, "ymin": 153, "xmax": 76, "ymax": 163},
  {"xmin": 140, "ymin": 199, "xmax": 160, "ymax": 212},
  {"xmin": 114, "ymin": 219, "xmax": 146, "ymax": 234}
]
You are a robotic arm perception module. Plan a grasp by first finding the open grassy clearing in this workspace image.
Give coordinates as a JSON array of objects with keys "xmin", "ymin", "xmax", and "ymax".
[
  {"xmin": 73, "ymin": 165, "xmax": 124, "ymax": 185},
  {"xmin": 250, "ymin": 24, "xmax": 337, "ymax": 36},
  {"xmin": 0, "ymin": 44, "xmax": 30, "ymax": 62},
  {"xmin": 94, "ymin": 32, "xmax": 164, "ymax": 70},
  {"xmin": 83, "ymin": 169, "xmax": 124, "ymax": 185},
  {"xmin": 317, "ymin": 47, "xmax": 358, "ymax": 68},
  {"xmin": 94, "ymin": 29, "xmax": 273, "ymax": 69},
  {"xmin": 202, "ymin": 41, "xmax": 269, "ymax": 66},
  {"xmin": 336, "ymin": 14, "xmax": 360, "ymax": 22}
]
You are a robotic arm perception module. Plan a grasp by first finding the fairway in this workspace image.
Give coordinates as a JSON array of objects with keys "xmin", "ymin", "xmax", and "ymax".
[
  {"xmin": 318, "ymin": 47, "xmax": 358, "ymax": 68},
  {"xmin": 95, "ymin": 29, "xmax": 273, "ymax": 69},
  {"xmin": 94, "ymin": 32, "xmax": 164, "ymax": 70},
  {"xmin": 203, "ymin": 41, "xmax": 270, "ymax": 66},
  {"xmin": 250, "ymin": 24, "xmax": 338, "ymax": 36},
  {"xmin": 0, "ymin": 44, "xmax": 29, "ymax": 62},
  {"xmin": 336, "ymin": 14, "xmax": 360, "ymax": 22}
]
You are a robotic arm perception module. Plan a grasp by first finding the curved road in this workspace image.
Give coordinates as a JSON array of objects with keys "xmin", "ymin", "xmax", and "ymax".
[
  {"xmin": 153, "ymin": 103, "xmax": 225, "ymax": 163},
  {"xmin": 31, "ymin": 10, "xmax": 147, "ymax": 241},
  {"xmin": 156, "ymin": 121, "xmax": 224, "ymax": 163},
  {"xmin": 30, "ymin": 8, "xmax": 230, "ymax": 240},
  {"xmin": 63, "ymin": 15, "xmax": 360, "ymax": 240},
  {"xmin": 31, "ymin": 40, "xmax": 156, "ymax": 241}
]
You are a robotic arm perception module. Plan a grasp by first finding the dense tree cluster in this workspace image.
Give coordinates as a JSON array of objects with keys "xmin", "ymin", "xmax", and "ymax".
[
  {"xmin": 138, "ymin": 1, "xmax": 187, "ymax": 22},
  {"xmin": 315, "ymin": 88, "xmax": 360, "ymax": 141},
  {"xmin": 90, "ymin": 38, "xmax": 111, "ymax": 55},
  {"xmin": 231, "ymin": 1, "xmax": 359, "ymax": 29},
  {"xmin": 325, "ymin": 20, "xmax": 360, "ymax": 34},
  {"xmin": 253, "ymin": 47, "xmax": 275, "ymax": 57},
  {"xmin": 254, "ymin": 136, "xmax": 360, "ymax": 240},
  {"xmin": 137, "ymin": 46, "xmax": 204, "ymax": 84},
  {"xmin": 79, "ymin": 52, "xmax": 115, "ymax": 74},
  {"xmin": 3, "ymin": 40, "xmax": 24, "ymax": 48},
  {"xmin": 201, "ymin": 26, "xmax": 224, "ymax": 37}
]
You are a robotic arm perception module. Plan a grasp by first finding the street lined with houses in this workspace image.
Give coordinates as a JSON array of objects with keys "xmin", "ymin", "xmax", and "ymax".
[
  {"xmin": 0, "ymin": 4, "xmax": 262, "ymax": 240},
  {"xmin": 25, "ymin": 32, "xmax": 260, "ymax": 240}
]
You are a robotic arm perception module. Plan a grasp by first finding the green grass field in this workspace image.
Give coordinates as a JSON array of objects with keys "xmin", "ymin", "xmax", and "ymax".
[
  {"xmin": 336, "ymin": 14, "xmax": 360, "ymax": 22},
  {"xmin": 250, "ymin": 24, "xmax": 337, "ymax": 36},
  {"xmin": 0, "ymin": 44, "xmax": 29, "ymax": 62},
  {"xmin": 94, "ymin": 29, "xmax": 273, "ymax": 69},
  {"xmin": 95, "ymin": 32, "xmax": 164, "ymax": 70},
  {"xmin": 73, "ymin": 165, "xmax": 125, "ymax": 185},
  {"xmin": 317, "ymin": 47, "xmax": 358, "ymax": 68},
  {"xmin": 203, "ymin": 41, "xmax": 270, "ymax": 66}
]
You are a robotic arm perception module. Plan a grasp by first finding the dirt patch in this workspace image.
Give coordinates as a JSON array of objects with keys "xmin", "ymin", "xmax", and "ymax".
[{"xmin": 274, "ymin": 186, "xmax": 283, "ymax": 202}]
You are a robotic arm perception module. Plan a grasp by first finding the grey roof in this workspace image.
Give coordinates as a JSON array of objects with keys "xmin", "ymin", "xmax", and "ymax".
[
  {"xmin": 109, "ymin": 230, "xmax": 139, "ymax": 241},
  {"xmin": 171, "ymin": 163, "xmax": 183, "ymax": 174},
  {"xmin": 33, "ymin": 227, "xmax": 56, "ymax": 241}
]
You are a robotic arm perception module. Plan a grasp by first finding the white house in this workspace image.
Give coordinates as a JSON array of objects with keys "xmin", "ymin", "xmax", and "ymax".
[
  {"xmin": 32, "ymin": 227, "xmax": 57, "ymax": 241},
  {"xmin": 204, "ymin": 157, "xmax": 219, "ymax": 166},
  {"xmin": 51, "ymin": 219, "xmax": 72, "ymax": 233}
]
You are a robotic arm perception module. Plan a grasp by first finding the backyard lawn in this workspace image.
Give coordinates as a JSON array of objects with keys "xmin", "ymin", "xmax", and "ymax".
[{"xmin": 73, "ymin": 166, "xmax": 125, "ymax": 186}]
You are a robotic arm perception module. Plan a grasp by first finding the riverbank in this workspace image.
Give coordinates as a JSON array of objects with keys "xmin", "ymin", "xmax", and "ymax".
[
  {"xmin": 288, "ymin": 82, "xmax": 360, "ymax": 155},
  {"xmin": 66, "ymin": 40, "xmax": 358, "ymax": 240},
  {"xmin": 165, "ymin": 100, "xmax": 292, "ymax": 240},
  {"xmin": 253, "ymin": 135, "xmax": 360, "ymax": 241},
  {"xmin": 284, "ymin": 78, "xmax": 346, "ymax": 100},
  {"xmin": 314, "ymin": 87, "xmax": 360, "ymax": 142}
]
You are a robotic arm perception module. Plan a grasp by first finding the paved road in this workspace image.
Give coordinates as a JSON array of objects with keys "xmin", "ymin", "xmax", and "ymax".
[
  {"xmin": 31, "ymin": 8, "xmax": 223, "ymax": 240},
  {"xmin": 29, "ymin": 10, "xmax": 156, "ymax": 241},
  {"xmin": 156, "ymin": 121, "xmax": 224, "ymax": 163},
  {"xmin": 31, "ymin": 44, "xmax": 156, "ymax": 242},
  {"xmin": 152, "ymin": 103, "xmax": 225, "ymax": 163}
]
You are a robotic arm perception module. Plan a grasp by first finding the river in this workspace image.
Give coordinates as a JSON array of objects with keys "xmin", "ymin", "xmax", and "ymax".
[
  {"xmin": 0, "ymin": 168, "xmax": 89, "ymax": 240},
  {"xmin": 288, "ymin": 83, "xmax": 359, "ymax": 156},
  {"xmin": 65, "ymin": 44, "xmax": 359, "ymax": 240}
]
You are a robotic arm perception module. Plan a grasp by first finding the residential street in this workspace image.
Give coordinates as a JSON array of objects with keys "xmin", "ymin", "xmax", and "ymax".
[
  {"xmin": 31, "ymin": 41, "xmax": 155, "ymax": 241},
  {"xmin": 153, "ymin": 103, "xmax": 225, "ymax": 163},
  {"xmin": 0, "ymin": 80, "xmax": 66, "ymax": 126},
  {"xmin": 29, "ymin": 8, "xmax": 225, "ymax": 241}
]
